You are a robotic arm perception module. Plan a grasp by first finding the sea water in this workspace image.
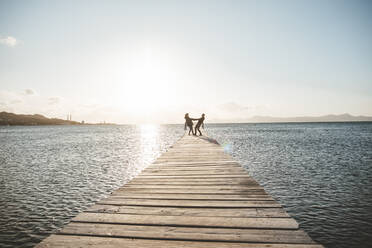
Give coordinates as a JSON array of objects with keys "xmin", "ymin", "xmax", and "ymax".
[{"xmin": 0, "ymin": 123, "xmax": 371, "ymax": 248}]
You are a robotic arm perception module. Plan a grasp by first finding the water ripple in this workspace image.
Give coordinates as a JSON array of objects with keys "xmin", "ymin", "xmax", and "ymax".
[
  {"xmin": 0, "ymin": 125, "xmax": 183, "ymax": 247},
  {"xmin": 208, "ymin": 122, "xmax": 372, "ymax": 248},
  {"xmin": 1, "ymin": 123, "xmax": 372, "ymax": 248}
]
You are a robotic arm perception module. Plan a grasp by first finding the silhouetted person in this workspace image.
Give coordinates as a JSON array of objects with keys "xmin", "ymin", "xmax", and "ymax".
[
  {"xmin": 184, "ymin": 113, "xmax": 195, "ymax": 135},
  {"xmin": 195, "ymin": 114, "xmax": 205, "ymax": 136}
]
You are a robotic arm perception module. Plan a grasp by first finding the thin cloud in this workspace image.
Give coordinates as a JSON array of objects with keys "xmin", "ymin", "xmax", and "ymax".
[
  {"xmin": 0, "ymin": 36, "xmax": 18, "ymax": 47},
  {"xmin": 0, "ymin": 90, "xmax": 65, "ymax": 117},
  {"xmin": 24, "ymin": 89, "xmax": 35, "ymax": 95},
  {"xmin": 217, "ymin": 102, "xmax": 250, "ymax": 113},
  {"xmin": 10, "ymin": 99, "xmax": 22, "ymax": 104},
  {"xmin": 48, "ymin": 97, "xmax": 60, "ymax": 105}
]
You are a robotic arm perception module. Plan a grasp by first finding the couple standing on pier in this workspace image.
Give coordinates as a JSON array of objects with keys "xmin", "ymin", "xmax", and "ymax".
[{"xmin": 184, "ymin": 113, "xmax": 205, "ymax": 136}]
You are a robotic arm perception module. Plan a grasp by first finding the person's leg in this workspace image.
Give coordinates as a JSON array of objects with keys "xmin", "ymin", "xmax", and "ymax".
[
  {"xmin": 196, "ymin": 126, "xmax": 202, "ymax": 136},
  {"xmin": 198, "ymin": 127, "xmax": 202, "ymax": 136},
  {"xmin": 189, "ymin": 125, "xmax": 194, "ymax": 135}
]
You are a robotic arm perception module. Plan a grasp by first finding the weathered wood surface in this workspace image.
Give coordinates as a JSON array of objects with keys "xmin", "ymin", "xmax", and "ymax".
[
  {"xmin": 72, "ymin": 212, "xmax": 299, "ymax": 229},
  {"xmin": 86, "ymin": 205, "xmax": 290, "ymax": 217},
  {"xmin": 60, "ymin": 223, "xmax": 313, "ymax": 243},
  {"xmin": 98, "ymin": 198, "xmax": 282, "ymax": 207},
  {"xmin": 36, "ymin": 235, "xmax": 324, "ymax": 248},
  {"xmin": 109, "ymin": 193, "xmax": 273, "ymax": 200},
  {"xmin": 35, "ymin": 134, "xmax": 323, "ymax": 247}
]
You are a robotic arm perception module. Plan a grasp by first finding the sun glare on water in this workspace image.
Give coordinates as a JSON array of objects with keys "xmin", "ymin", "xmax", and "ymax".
[{"xmin": 139, "ymin": 124, "xmax": 160, "ymax": 164}]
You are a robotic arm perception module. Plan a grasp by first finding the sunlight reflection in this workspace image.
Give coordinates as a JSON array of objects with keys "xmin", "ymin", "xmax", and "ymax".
[
  {"xmin": 138, "ymin": 124, "xmax": 160, "ymax": 169},
  {"xmin": 140, "ymin": 124, "xmax": 160, "ymax": 144},
  {"xmin": 222, "ymin": 143, "xmax": 233, "ymax": 153}
]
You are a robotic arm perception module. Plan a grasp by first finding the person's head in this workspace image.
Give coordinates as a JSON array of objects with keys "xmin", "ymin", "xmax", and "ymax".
[
  {"xmin": 202, "ymin": 113, "xmax": 205, "ymax": 117},
  {"xmin": 185, "ymin": 113, "xmax": 189, "ymax": 118}
]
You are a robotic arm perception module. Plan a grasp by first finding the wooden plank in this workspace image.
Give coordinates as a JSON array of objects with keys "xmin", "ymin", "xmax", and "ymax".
[
  {"xmin": 127, "ymin": 180, "xmax": 258, "ymax": 185},
  {"xmin": 144, "ymin": 167, "xmax": 246, "ymax": 172},
  {"xmin": 36, "ymin": 235, "xmax": 324, "ymax": 248},
  {"xmin": 61, "ymin": 222, "xmax": 314, "ymax": 243},
  {"xmin": 72, "ymin": 213, "xmax": 298, "ymax": 229},
  {"xmin": 155, "ymin": 160, "xmax": 237, "ymax": 163},
  {"xmin": 126, "ymin": 181, "xmax": 260, "ymax": 187},
  {"xmin": 108, "ymin": 193, "xmax": 273, "ymax": 201},
  {"xmin": 153, "ymin": 161, "xmax": 238, "ymax": 165},
  {"xmin": 87, "ymin": 205, "xmax": 290, "ymax": 217},
  {"xmin": 157, "ymin": 157, "xmax": 232, "ymax": 160},
  {"xmin": 158, "ymin": 157, "xmax": 232, "ymax": 160},
  {"xmin": 149, "ymin": 161, "xmax": 240, "ymax": 164},
  {"xmin": 98, "ymin": 198, "xmax": 281, "ymax": 208},
  {"xmin": 122, "ymin": 185, "xmax": 264, "ymax": 189},
  {"xmin": 159, "ymin": 157, "xmax": 231, "ymax": 159},
  {"xmin": 126, "ymin": 181, "xmax": 259, "ymax": 186},
  {"xmin": 139, "ymin": 171, "xmax": 249, "ymax": 176},
  {"xmin": 129, "ymin": 178, "xmax": 256, "ymax": 183},
  {"xmin": 144, "ymin": 167, "xmax": 244, "ymax": 171},
  {"xmin": 156, "ymin": 154, "xmax": 229, "ymax": 157},
  {"xmin": 110, "ymin": 192, "xmax": 270, "ymax": 197},
  {"xmin": 136, "ymin": 175, "xmax": 253, "ymax": 179},
  {"xmin": 127, "ymin": 180, "xmax": 258, "ymax": 184},
  {"xmin": 159, "ymin": 153, "xmax": 230, "ymax": 156},
  {"xmin": 149, "ymin": 164, "xmax": 241, "ymax": 168},
  {"xmin": 115, "ymin": 188, "xmax": 268, "ymax": 194}
]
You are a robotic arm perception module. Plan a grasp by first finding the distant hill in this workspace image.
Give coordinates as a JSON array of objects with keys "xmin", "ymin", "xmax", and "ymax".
[
  {"xmin": 248, "ymin": 113, "xmax": 372, "ymax": 123},
  {"xmin": 0, "ymin": 112, "xmax": 81, "ymax": 125},
  {"xmin": 209, "ymin": 113, "xmax": 372, "ymax": 123}
]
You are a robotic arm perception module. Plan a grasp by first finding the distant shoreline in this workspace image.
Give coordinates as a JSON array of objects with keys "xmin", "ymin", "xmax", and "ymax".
[
  {"xmin": 1, "ymin": 111, "xmax": 371, "ymax": 126},
  {"xmin": 206, "ymin": 120, "xmax": 372, "ymax": 125},
  {"xmin": 0, "ymin": 123, "xmax": 118, "ymax": 126},
  {"xmin": 1, "ymin": 121, "xmax": 372, "ymax": 127},
  {"xmin": 0, "ymin": 111, "xmax": 116, "ymax": 126}
]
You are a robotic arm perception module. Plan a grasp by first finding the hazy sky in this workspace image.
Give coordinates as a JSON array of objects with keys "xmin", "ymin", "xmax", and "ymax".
[{"xmin": 1, "ymin": 0, "xmax": 371, "ymax": 123}]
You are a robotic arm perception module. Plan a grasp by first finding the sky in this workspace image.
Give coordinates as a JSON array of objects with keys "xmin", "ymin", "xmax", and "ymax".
[{"xmin": 0, "ymin": 0, "xmax": 371, "ymax": 124}]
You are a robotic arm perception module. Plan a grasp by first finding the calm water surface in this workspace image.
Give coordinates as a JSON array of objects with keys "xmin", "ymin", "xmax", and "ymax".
[{"xmin": 0, "ymin": 123, "xmax": 371, "ymax": 248}]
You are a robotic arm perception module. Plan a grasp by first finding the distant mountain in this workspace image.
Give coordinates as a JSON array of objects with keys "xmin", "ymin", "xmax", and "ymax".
[
  {"xmin": 0, "ymin": 112, "xmax": 81, "ymax": 125},
  {"xmin": 209, "ymin": 113, "xmax": 372, "ymax": 123},
  {"xmin": 248, "ymin": 113, "xmax": 372, "ymax": 123}
]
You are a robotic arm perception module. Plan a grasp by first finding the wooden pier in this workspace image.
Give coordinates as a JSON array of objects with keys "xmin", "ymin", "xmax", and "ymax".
[{"xmin": 36, "ymin": 135, "xmax": 323, "ymax": 248}]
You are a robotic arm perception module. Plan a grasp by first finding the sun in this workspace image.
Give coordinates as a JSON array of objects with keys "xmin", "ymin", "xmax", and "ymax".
[{"xmin": 118, "ymin": 47, "xmax": 177, "ymax": 115}]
